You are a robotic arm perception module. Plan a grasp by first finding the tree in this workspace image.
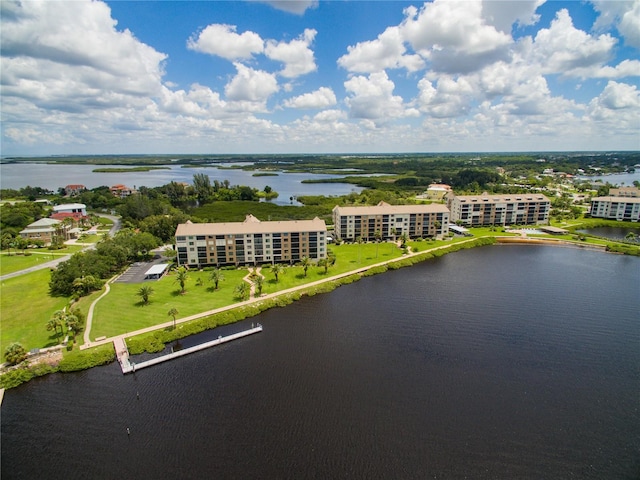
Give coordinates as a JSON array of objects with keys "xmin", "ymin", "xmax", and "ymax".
[
  {"xmin": 374, "ymin": 230, "xmax": 382, "ymax": 258},
  {"xmin": 175, "ymin": 267, "xmax": 189, "ymax": 294},
  {"xmin": 168, "ymin": 307, "xmax": 179, "ymax": 330},
  {"xmin": 318, "ymin": 257, "xmax": 334, "ymax": 274},
  {"xmin": 253, "ymin": 275, "xmax": 264, "ymax": 296},
  {"xmin": 209, "ymin": 268, "xmax": 224, "ymax": 290},
  {"xmin": 300, "ymin": 256, "xmax": 311, "ymax": 277},
  {"xmin": 625, "ymin": 231, "xmax": 638, "ymax": 242},
  {"xmin": 64, "ymin": 313, "xmax": 80, "ymax": 338},
  {"xmin": 234, "ymin": 282, "xmax": 250, "ymax": 301},
  {"xmin": 72, "ymin": 275, "xmax": 102, "ymax": 297},
  {"xmin": 193, "ymin": 173, "xmax": 214, "ymax": 205},
  {"xmin": 4, "ymin": 342, "xmax": 27, "ymax": 366},
  {"xmin": 271, "ymin": 263, "xmax": 285, "ymax": 283},
  {"xmin": 47, "ymin": 311, "xmax": 65, "ymax": 344},
  {"xmin": 137, "ymin": 285, "xmax": 154, "ymax": 305}
]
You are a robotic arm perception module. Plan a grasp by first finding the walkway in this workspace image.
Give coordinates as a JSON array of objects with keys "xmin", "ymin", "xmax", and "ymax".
[
  {"xmin": 80, "ymin": 238, "xmax": 480, "ymax": 350},
  {"xmin": 114, "ymin": 325, "xmax": 262, "ymax": 374}
]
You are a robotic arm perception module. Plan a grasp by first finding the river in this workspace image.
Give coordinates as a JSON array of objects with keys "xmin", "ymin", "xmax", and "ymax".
[
  {"xmin": 0, "ymin": 163, "xmax": 362, "ymax": 205},
  {"xmin": 1, "ymin": 246, "xmax": 638, "ymax": 479}
]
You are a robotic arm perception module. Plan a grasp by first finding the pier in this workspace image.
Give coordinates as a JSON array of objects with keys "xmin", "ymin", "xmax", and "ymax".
[{"xmin": 113, "ymin": 325, "xmax": 262, "ymax": 374}]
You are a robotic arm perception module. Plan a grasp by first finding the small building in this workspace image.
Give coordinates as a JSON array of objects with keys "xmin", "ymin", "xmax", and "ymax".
[
  {"xmin": 64, "ymin": 184, "xmax": 86, "ymax": 196},
  {"xmin": 448, "ymin": 224, "xmax": 472, "ymax": 236},
  {"xmin": 110, "ymin": 184, "xmax": 135, "ymax": 198},
  {"xmin": 144, "ymin": 263, "xmax": 170, "ymax": 280},
  {"xmin": 51, "ymin": 203, "xmax": 88, "ymax": 223},
  {"xmin": 19, "ymin": 218, "xmax": 71, "ymax": 246},
  {"xmin": 417, "ymin": 184, "xmax": 452, "ymax": 201},
  {"xmin": 539, "ymin": 226, "xmax": 569, "ymax": 235}
]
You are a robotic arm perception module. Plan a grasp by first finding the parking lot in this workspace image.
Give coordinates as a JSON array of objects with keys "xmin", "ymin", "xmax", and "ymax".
[{"xmin": 114, "ymin": 258, "xmax": 170, "ymax": 284}]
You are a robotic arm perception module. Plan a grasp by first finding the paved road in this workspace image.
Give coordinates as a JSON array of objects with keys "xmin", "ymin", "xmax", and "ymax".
[{"xmin": 0, "ymin": 213, "xmax": 122, "ymax": 281}]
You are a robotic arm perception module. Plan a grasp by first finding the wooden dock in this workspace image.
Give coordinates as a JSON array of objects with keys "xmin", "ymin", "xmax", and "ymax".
[{"xmin": 114, "ymin": 325, "xmax": 262, "ymax": 374}]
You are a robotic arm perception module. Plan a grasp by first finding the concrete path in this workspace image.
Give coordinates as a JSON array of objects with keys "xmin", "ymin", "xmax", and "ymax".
[{"xmin": 80, "ymin": 239, "xmax": 481, "ymax": 351}]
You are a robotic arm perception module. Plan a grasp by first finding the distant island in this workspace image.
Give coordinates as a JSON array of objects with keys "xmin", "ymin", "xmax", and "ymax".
[{"xmin": 92, "ymin": 166, "xmax": 171, "ymax": 173}]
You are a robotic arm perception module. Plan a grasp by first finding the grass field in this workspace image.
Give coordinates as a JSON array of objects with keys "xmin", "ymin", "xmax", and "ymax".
[{"xmin": 1, "ymin": 269, "xmax": 70, "ymax": 354}]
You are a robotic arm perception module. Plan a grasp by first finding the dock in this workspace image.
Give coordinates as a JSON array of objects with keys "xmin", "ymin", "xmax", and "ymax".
[{"xmin": 114, "ymin": 325, "xmax": 262, "ymax": 374}]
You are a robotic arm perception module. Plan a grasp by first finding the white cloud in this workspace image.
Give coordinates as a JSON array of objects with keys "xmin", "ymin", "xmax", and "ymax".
[
  {"xmin": 265, "ymin": 28, "xmax": 317, "ymax": 78},
  {"xmin": 187, "ymin": 24, "xmax": 264, "ymax": 60},
  {"xmin": 255, "ymin": 0, "xmax": 318, "ymax": 15},
  {"xmin": 417, "ymin": 76, "xmax": 476, "ymax": 118},
  {"xmin": 224, "ymin": 63, "xmax": 279, "ymax": 103},
  {"xmin": 591, "ymin": 80, "xmax": 640, "ymax": 110},
  {"xmin": 587, "ymin": 81, "xmax": 640, "ymax": 133},
  {"xmin": 284, "ymin": 87, "xmax": 337, "ymax": 109},
  {"xmin": 344, "ymin": 71, "xmax": 417, "ymax": 124},
  {"xmin": 338, "ymin": 26, "xmax": 424, "ymax": 73},
  {"xmin": 531, "ymin": 9, "xmax": 616, "ymax": 76},
  {"xmin": 401, "ymin": 1, "xmax": 512, "ymax": 74},
  {"xmin": 0, "ymin": 0, "xmax": 167, "ymax": 109},
  {"xmin": 592, "ymin": 0, "xmax": 640, "ymax": 48},
  {"xmin": 481, "ymin": 0, "xmax": 545, "ymax": 32}
]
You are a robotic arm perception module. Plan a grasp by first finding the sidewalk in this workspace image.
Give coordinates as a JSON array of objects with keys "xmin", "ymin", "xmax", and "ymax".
[{"xmin": 80, "ymin": 238, "xmax": 479, "ymax": 350}]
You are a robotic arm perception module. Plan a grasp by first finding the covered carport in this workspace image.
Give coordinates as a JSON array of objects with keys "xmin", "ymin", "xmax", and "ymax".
[{"xmin": 144, "ymin": 263, "xmax": 169, "ymax": 280}]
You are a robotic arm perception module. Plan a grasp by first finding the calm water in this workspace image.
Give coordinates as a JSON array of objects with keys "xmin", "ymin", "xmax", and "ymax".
[
  {"xmin": 2, "ymin": 246, "xmax": 639, "ymax": 479},
  {"xmin": 0, "ymin": 163, "xmax": 362, "ymax": 205},
  {"xmin": 578, "ymin": 226, "xmax": 640, "ymax": 241}
]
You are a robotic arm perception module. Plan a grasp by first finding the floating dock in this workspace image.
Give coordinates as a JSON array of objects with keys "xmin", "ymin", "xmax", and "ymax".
[{"xmin": 114, "ymin": 325, "xmax": 262, "ymax": 374}]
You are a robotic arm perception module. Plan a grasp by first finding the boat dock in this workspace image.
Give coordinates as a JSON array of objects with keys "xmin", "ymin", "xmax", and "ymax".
[{"xmin": 114, "ymin": 325, "xmax": 262, "ymax": 374}]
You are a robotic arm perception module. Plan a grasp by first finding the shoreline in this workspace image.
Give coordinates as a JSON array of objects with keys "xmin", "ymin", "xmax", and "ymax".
[{"xmin": 1, "ymin": 235, "xmax": 637, "ymax": 389}]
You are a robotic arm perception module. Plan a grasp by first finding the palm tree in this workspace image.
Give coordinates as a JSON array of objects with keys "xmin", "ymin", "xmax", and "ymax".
[
  {"xmin": 168, "ymin": 307, "xmax": 179, "ymax": 330},
  {"xmin": 209, "ymin": 268, "xmax": 224, "ymax": 290},
  {"xmin": 625, "ymin": 231, "xmax": 638, "ymax": 242},
  {"xmin": 175, "ymin": 266, "xmax": 189, "ymax": 294},
  {"xmin": 234, "ymin": 282, "xmax": 250, "ymax": 301},
  {"xmin": 318, "ymin": 257, "xmax": 333, "ymax": 274},
  {"xmin": 64, "ymin": 313, "xmax": 80, "ymax": 338},
  {"xmin": 374, "ymin": 230, "xmax": 382, "ymax": 258},
  {"xmin": 4, "ymin": 342, "xmax": 27, "ymax": 366},
  {"xmin": 253, "ymin": 275, "xmax": 264, "ymax": 296},
  {"xmin": 271, "ymin": 263, "xmax": 285, "ymax": 283},
  {"xmin": 47, "ymin": 311, "xmax": 65, "ymax": 343},
  {"xmin": 137, "ymin": 285, "xmax": 154, "ymax": 305},
  {"xmin": 300, "ymin": 256, "xmax": 311, "ymax": 277}
]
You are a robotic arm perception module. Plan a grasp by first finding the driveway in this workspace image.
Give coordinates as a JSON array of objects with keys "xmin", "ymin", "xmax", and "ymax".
[{"xmin": 114, "ymin": 257, "xmax": 170, "ymax": 284}]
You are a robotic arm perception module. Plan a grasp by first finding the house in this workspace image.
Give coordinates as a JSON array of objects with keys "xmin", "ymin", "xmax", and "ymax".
[
  {"xmin": 590, "ymin": 197, "xmax": 640, "ymax": 222},
  {"xmin": 448, "ymin": 192, "xmax": 550, "ymax": 226},
  {"xmin": 175, "ymin": 215, "xmax": 327, "ymax": 267},
  {"xmin": 50, "ymin": 203, "xmax": 88, "ymax": 223},
  {"xmin": 64, "ymin": 184, "xmax": 86, "ymax": 196},
  {"xmin": 110, "ymin": 184, "xmax": 135, "ymax": 198},
  {"xmin": 416, "ymin": 183, "xmax": 452, "ymax": 201},
  {"xmin": 332, "ymin": 201, "xmax": 450, "ymax": 242},
  {"xmin": 19, "ymin": 218, "xmax": 71, "ymax": 246}
]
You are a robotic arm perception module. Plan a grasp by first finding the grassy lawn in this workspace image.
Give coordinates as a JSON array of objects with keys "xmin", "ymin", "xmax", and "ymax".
[
  {"xmin": 90, "ymin": 268, "xmax": 250, "ymax": 339},
  {"xmin": 0, "ymin": 253, "xmax": 58, "ymax": 275},
  {"xmin": 1, "ymin": 269, "xmax": 70, "ymax": 354},
  {"xmin": 75, "ymin": 234, "xmax": 101, "ymax": 244}
]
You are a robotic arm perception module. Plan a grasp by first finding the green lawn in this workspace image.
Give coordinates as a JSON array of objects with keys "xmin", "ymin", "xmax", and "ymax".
[
  {"xmin": 90, "ymin": 268, "xmax": 250, "ymax": 339},
  {"xmin": 0, "ymin": 253, "xmax": 59, "ymax": 275},
  {"xmin": 1, "ymin": 269, "xmax": 70, "ymax": 354}
]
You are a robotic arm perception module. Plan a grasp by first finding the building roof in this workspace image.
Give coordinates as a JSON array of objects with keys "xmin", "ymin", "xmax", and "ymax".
[
  {"xmin": 144, "ymin": 264, "xmax": 170, "ymax": 276},
  {"xmin": 453, "ymin": 193, "xmax": 550, "ymax": 203},
  {"xmin": 53, "ymin": 203, "xmax": 86, "ymax": 211},
  {"xmin": 592, "ymin": 196, "xmax": 640, "ymax": 203},
  {"xmin": 26, "ymin": 218, "xmax": 61, "ymax": 228},
  {"xmin": 175, "ymin": 216, "xmax": 327, "ymax": 237},
  {"xmin": 65, "ymin": 184, "xmax": 86, "ymax": 189},
  {"xmin": 539, "ymin": 226, "xmax": 569, "ymax": 234},
  {"xmin": 333, "ymin": 201, "xmax": 449, "ymax": 216}
]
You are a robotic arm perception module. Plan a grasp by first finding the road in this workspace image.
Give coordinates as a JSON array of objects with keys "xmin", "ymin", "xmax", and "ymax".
[{"xmin": 0, "ymin": 213, "xmax": 121, "ymax": 282}]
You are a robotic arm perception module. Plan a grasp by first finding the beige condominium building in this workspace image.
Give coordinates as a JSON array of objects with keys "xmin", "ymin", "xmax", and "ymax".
[
  {"xmin": 175, "ymin": 215, "xmax": 327, "ymax": 267},
  {"xmin": 590, "ymin": 196, "xmax": 640, "ymax": 222},
  {"xmin": 332, "ymin": 201, "xmax": 450, "ymax": 242},
  {"xmin": 449, "ymin": 192, "xmax": 550, "ymax": 226}
]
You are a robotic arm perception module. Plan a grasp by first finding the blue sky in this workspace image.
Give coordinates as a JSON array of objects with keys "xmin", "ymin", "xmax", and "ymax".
[{"xmin": 1, "ymin": 0, "xmax": 638, "ymax": 155}]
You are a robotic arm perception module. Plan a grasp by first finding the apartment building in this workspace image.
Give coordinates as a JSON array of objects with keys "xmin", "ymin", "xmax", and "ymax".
[
  {"xmin": 449, "ymin": 192, "xmax": 550, "ymax": 226},
  {"xmin": 609, "ymin": 187, "xmax": 640, "ymax": 198},
  {"xmin": 590, "ymin": 196, "xmax": 640, "ymax": 222},
  {"xmin": 332, "ymin": 202, "xmax": 450, "ymax": 241},
  {"xmin": 175, "ymin": 215, "xmax": 327, "ymax": 267}
]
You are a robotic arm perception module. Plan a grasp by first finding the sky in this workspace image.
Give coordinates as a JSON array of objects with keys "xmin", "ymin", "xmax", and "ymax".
[{"xmin": 1, "ymin": 0, "xmax": 639, "ymax": 156}]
